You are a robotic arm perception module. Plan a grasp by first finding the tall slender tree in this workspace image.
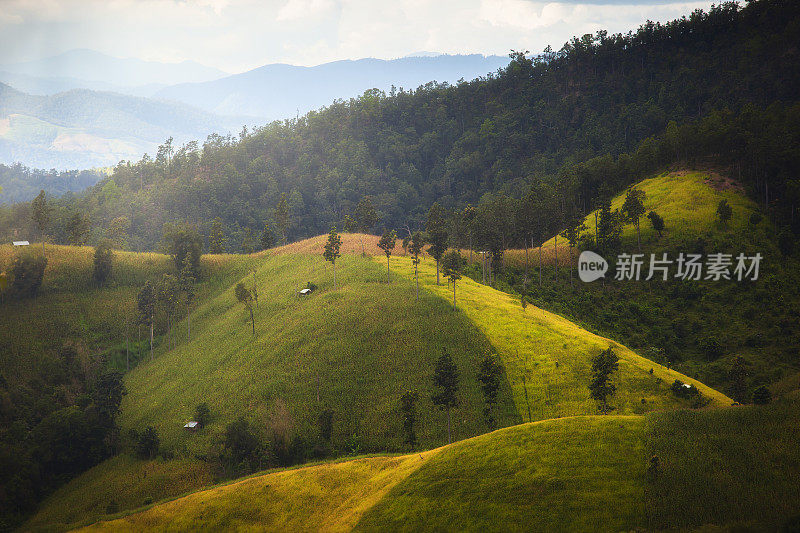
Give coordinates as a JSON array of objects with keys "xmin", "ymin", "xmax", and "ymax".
[
  {"xmin": 235, "ymin": 282, "xmax": 255, "ymax": 336},
  {"xmin": 409, "ymin": 231, "xmax": 426, "ymax": 300},
  {"xmin": 323, "ymin": 228, "xmax": 343, "ymax": 288},
  {"xmin": 442, "ymin": 250, "xmax": 463, "ymax": 310},
  {"xmin": 621, "ymin": 187, "xmax": 647, "ymax": 251},
  {"xmin": 378, "ymin": 229, "xmax": 397, "ymax": 284},
  {"xmin": 432, "ymin": 349, "xmax": 459, "ymax": 444},
  {"xmin": 427, "ymin": 203, "xmax": 449, "ymax": 285},
  {"xmin": 31, "ymin": 190, "xmax": 50, "ymax": 252},
  {"xmin": 354, "ymin": 196, "xmax": 378, "ymax": 255}
]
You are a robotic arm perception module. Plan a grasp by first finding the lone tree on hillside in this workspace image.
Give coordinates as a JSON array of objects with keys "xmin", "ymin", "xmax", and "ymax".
[
  {"xmin": 9, "ymin": 252, "xmax": 47, "ymax": 298},
  {"xmin": 323, "ymin": 228, "xmax": 343, "ymax": 288},
  {"xmin": 31, "ymin": 189, "xmax": 51, "ymax": 252},
  {"xmin": 716, "ymin": 199, "xmax": 733, "ymax": 226},
  {"xmin": 92, "ymin": 241, "xmax": 113, "ymax": 285},
  {"xmin": 399, "ymin": 389, "xmax": 419, "ymax": 448},
  {"xmin": 432, "ymin": 349, "xmax": 459, "ymax": 444},
  {"xmin": 209, "ymin": 217, "xmax": 226, "ymax": 253},
  {"xmin": 622, "ymin": 188, "xmax": 647, "ymax": 251},
  {"xmin": 442, "ymin": 250, "xmax": 463, "ymax": 310},
  {"xmin": 354, "ymin": 196, "xmax": 378, "ymax": 255},
  {"xmin": 560, "ymin": 209, "xmax": 586, "ymax": 286},
  {"xmin": 409, "ymin": 231, "xmax": 426, "ymax": 300},
  {"xmin": 647, "ymin": 211, "xmax": 665, "ymax": 237},
  {"xmin": 427, "ymin": 203, "xmax": 449, "ymax": 285},
  {"xmin": 589, "ymin": 347, "xmax": 619, "ymax": 414},
  {"xmin": 180, "ymin": 254, "xmax": 196, "ymax": 341},
  {"xmin": 235, "ymin": 282, "xmax": 256, "ymax": 336},
  {"xmin": 477, "ymin": 353, "xmax": 502, "ymax": 428},
  {"xmin": 378, "ymin": 229, "xmax": 397, "ymax": 284},
  {"xmin": 137, "ymin": 280, "xmax": 156, "ymax": 360}
]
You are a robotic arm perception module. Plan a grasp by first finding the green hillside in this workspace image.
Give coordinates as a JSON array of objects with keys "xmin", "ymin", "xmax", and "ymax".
[
  {"xmin": 492, "ymin": 170, "xmax": 800, "ymax": 400},
  {"xmin": 23, "ymin": 234, "xmax": 728, "ymax": 530},
  {"xmin": 71, "ymin": 394, "xmax": 800, "ymax": 532}
]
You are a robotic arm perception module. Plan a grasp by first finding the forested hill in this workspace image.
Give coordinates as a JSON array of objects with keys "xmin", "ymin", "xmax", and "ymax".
[{"xmin": 2, "ymin": 0, "xmax": 799, "ymax": 250}]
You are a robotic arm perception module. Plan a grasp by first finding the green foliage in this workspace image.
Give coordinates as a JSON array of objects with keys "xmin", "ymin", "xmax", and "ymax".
[
  {"xmin": 323, "ymin": 229, "xmax": 342, "ymax": 264},
  {"xmin": 477, "ymin": 353, "xmax": 501, "ymax": 428},
  {"xmin": 66, "ymin": 211, "xmax": 90, "ymax": 245},
  {"xmin": 354, "ymin": 197, "xmax": 378, "ymax": 233},
  {"xmin": 432, "ymin": 349, "xmax": 460, "ymax": 443},
  {"xmin": 399, "ymin": 390, "xmax": 419, "ymax": 448},
  {"xmin": 728, "ymin": 356, "xmax": 749, "ymax": 403},
  {"xmin": 647, "ymin": 211, "xmax": 665, "ymax": 237},
  {"xmin": 209, "ymin": 217, "xmax": 226, "ymax": 254},
  {"xmin": 135, "ymin": 427, "xmax": 160, "ymax": 459},
  {"xmin": 318, "ymin": 408, "xmax": 334, "ymax": 443},
  {"xmin": 31, "ymin": 189, "xmax": 50, "ymax": 241},
  {"xmin": 716, "ymin": 199, "xmax": 733, "ymax": 225},
  {"xmin": 92, "ymin": 241, "xmax": 113, "ymax": 285},
  {"xmin": 164, "ymin": 223, "xmax": 202, "ymax": 276},
  {"xmin": 260, "ymin": 222, "xmax": 276, "ymax": 250},
  {"xmin": 275, "ymin": 193, "xmax": 291, "ymax": 244},
  {"xmin": 9, "ymin": 252, "xmax": 47, "ymax": 298},
  {"xmin": 377, "ymin": 230, "xmax": 396, "ymax": 258},
  {"xmin": 751, "ymin": 386, "xmax": 771, "ymax": 405},
  {"xmin": 194, "ymin": 403, "xmax": 211, "ymax": 428},
  {"xmin": 220, "ymin": 417, "xmax": 262, "ymax": 477},
  {"xmin": 589, "ymin": 347, "xmax": 619, "ymax": 414}
]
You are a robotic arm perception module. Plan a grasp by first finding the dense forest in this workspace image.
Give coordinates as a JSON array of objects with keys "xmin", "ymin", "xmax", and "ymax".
[
  {"xmin": 0, "ymin": 163, "xmax": 103, "ymax": 204},
  {"xmin": 1, "ymin": 0, "xmax": 799, "ymax": 251}
]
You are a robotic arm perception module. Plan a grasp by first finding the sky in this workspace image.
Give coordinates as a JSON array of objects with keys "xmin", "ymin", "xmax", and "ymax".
[{"xmin": 0, "ymin": 0, "xmax": 717, "ymax": 73}]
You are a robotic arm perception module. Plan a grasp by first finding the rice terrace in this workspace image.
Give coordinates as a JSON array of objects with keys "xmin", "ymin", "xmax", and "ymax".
[{"xmin": 1, "ymin": 0, "xmax": 800, "ymax": 531}]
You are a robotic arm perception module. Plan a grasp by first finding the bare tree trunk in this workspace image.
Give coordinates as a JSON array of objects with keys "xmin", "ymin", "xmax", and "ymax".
[
  {"xmin": 387, "ymin": 257, "xmax": 391, "ymax": 284},
  {"xmin": 333, "ymin": 261, "xmax": 336, "ymax": 289},
  {"xmin": 250, "ymin": 307, "xmax": 255, "ymax": 336},
  {"xmin": 415, "ymin": 264, "xmax": 419, "ymax": 300}
]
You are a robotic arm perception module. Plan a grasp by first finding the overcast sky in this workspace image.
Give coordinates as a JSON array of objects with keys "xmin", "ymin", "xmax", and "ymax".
[{"xmin": 0, "ymin": 0, "xmax": 716, "ymax": 73}]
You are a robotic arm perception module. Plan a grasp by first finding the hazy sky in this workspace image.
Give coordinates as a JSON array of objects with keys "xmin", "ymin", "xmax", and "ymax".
[{"xmin": 0, "ymin": 0, "xmax": 716, "ymax": 73}]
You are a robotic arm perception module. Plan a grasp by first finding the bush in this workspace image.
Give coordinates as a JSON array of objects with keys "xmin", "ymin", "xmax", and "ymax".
[
  {"xmin": 9, "ymin": 252, "xmax": 47, "ymax": 298},
  {"xmin": 135, "ymin": 426, "xmax": 159, "ymax": 459},
  {"xmin": 221, "ymin": 417, "xmax": 261, "ymax": 475},
  {"xmin": 699, "ymin": 337, "xmax": 723, "ymax": 360},
  {"xmin": 671, "ymin": 380, "xmax": 700, "ymax": 399},
  {"xmin": 93, "ymin": 241, "xmax": 113, "ymax": 284},
  {"xmin": 194, "ymin": 403, "xmax": 210, "ymax": 428},
  {"xmin": 752, "ymin": 386, "xmax": 772, "ymax": 405}
]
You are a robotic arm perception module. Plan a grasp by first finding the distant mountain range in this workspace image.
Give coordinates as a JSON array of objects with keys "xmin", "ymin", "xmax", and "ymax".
[
  {"xmin": 0, "ymin": 82, "xmax": 248, "ymax": 169},
  {"xmin": 154, "ymin": 54, "xmax": 511, "ymax": 119},
  {"xmin": 0, "ymin": 50, "xmax": 510, "ymax": 171}
]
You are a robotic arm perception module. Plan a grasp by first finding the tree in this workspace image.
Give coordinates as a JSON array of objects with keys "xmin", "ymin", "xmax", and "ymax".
[
  {"xmin": 378, "ymin": 229, "xmax": 397, "ymax": 284},
  {"xmin": 647, "ymin": 211, "xmax": 665, "ymax": 237},
  {"xmin": 137, "ymin": 280, "xmax": 156, "ymax": 360},
  {"xmin": 179, "ymin": 254, "xmax": 196, "ymax": 341},
  {"xmin": 209, "ymin": 217, "xmax": 226, "ymax": 253},
  {"xmin": 442, "ymin": 250, "xmax": 463, "ymax": 310},
  {"xmin": 716, "ymin": 199, "xmax": 732, "ymax": 226},
  {"xmin": 275, "ymin": 192, "xmax": 291, "ymax": 244},
  {"xmin": 241, "ymin": 227, "xmax": 255, "ymax": 254},
  {"xmin": 135, "ymin": 427, "xmax": 160, "ymax": 459},
  {"xmin": 596, "ymin": 198, "xmax": 623, "ymax": 256},
  {"xmin": 9, "ymin": 252, "xmax": 47, "ymax": 298},
  {"xmin": 157, "ymin": 273, "xmax": 180, "ymax": 350},
  {"xmin": 92, "ymin": 241, "xmax": 113, "ymax": 285},
  {"xmin": 560, "ymin": 209, "xmax": 586, "ymax": 285},
  {"xmin": 235, "ymin": 282, "xmax": 255, "ymax": 336},
  {"xmin": 66, "ymin": 211, "xmax": 90, "ymax": 245},
  {"xmin": 432, "ymin": 349, "xmax": 459, "ymax": 444},
  {"xmin": 164, "ymin": 223, "xmax": 202, "ymax": 276},
  {"xmin": 427, "ymin": 203, "xmax": 449, "ymax": 285},
  {"xmin": 31, "ymin": 190, "xmax": 50, "ymax": 252},
  {"xmin": 354, "ymin": 196, "xmax": 378, "ymax": 255},
  {"xmin": 108, "ymin": 216, "xmax": 131, "ymax": 250},
  {"xmin": 477, "ymin": 353, "xmax": 501, "ymax": 428},
  {"xmin": 621, "ymin": 187, "xmax": 647, "ymax": 251},
  {"xmin": 752, "ymin": 385, "xmax": 771, "ymax": 405},
  {"xmin": 409, "ymin": 231, "xmax": 426, "ymax": 300},
  {"xmin": 260, "ymin": 222, "xmax": 276, "ymax": 250},
  {"xmin": 729, "ymin": 356, "xmax": 748, "ymax": 403},
  {"xmin": 589, "ymin": 347, "xmax": 619, "ymax": 414},
  {"xmin": 323, "ymin": 228, "xmax": 343, "ymax": 288},
  {"xmin": 221, "ymin": 417, "xmax": 261, "ymax": 476},
  {"xmin": 195, "ymin": 403, "xmax": 211, "ymax": 428},
  {"xmin": 399, "ymin": 389, "xmax": 418, "ymax": 448}
]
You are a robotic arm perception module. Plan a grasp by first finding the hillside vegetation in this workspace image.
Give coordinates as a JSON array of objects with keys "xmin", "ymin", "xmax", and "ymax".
[
  {"xmin": 489, "ymin": 171, "xmax": 800, "ymax": 400},
  {"xmin": 73, "ymin": 394, "xmax": 800, "ymax": 532}
]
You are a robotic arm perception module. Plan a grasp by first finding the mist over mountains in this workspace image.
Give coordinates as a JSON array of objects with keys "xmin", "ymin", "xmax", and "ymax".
[{"xmin": 0, "ymin": 50, "xmax": 509, "ymax": 178}]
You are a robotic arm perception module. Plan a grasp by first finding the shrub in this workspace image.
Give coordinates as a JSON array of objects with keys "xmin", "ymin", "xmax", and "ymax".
[
  {"xmin": 699, "ymin": 337, "xmax": 723, "ymax": 360},
  {"xmin": 194, "ymin": 403, "xmax": 210, "ymax": 428},
  {"xmin": 93, "ymin": 241, "xmax": 113, "ymax": 284},
  {"xmin": 135, "ymin": 426, "xmax": 159, "ymax": 459},
  {"xmin": 752, "ymin": 386, "xmax": 772, "ymax": 405},
  {"xmin": 9, "ymin": 252, "xmax": 47, "ymax": 298},
  {"xmin": 749, "ymin": 212, "xmax": 762, "ymax": 225}
]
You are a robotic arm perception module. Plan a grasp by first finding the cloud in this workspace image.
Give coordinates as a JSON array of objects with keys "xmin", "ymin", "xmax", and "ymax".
[{"xmin": 276, "ymin": 0, "xmax": 336, "ymax": 21}]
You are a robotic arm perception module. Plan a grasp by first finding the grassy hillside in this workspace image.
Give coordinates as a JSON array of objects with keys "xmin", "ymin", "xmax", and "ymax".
[
  {"xmin": 24, "ymin": 233, "xmax": 727, "ymax": 530},
  {"xmin": 387, "ymin": 253, "xmax": 730, "ymax": 421},
  {"xmin": 72, "ymin": 394, "xmax": 800, "ymax": 532},
  {"xmin": 481, "ymin": 170, "xmax": 800, "ymax": 399}
]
